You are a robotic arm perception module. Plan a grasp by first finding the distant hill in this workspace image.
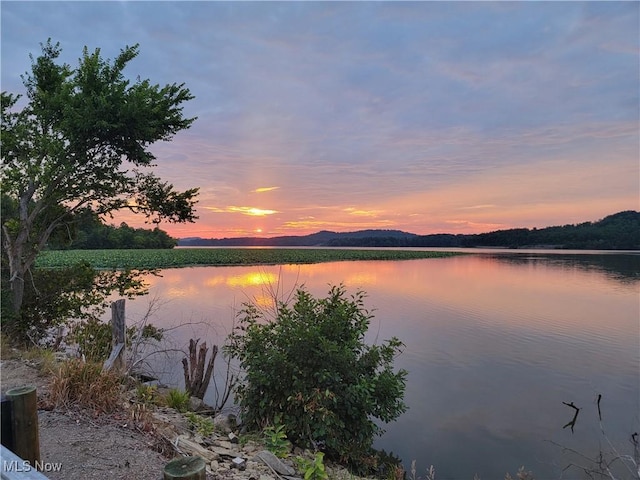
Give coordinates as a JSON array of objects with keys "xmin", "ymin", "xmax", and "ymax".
[
  {"xmin": 179, "ymin": 229, "xmax": 418, "ymax": 247},
  {"xmin": 178, "ymin": 211, "xmax": 640, "ymax": 250}
]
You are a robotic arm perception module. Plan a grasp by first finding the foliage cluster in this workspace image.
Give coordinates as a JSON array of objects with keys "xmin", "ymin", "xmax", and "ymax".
[
  {"xmin": 263, "ymin": 422, "xmax": 291, "ymax": 458},
  {"xmin": 134, "ymin": 384, "xmax": 160, "ymax": 407},
  {"xmin": 0, "ymin": 260, "xmax": 148, "ymax": 345},
  {"xmin": 166, "ymin": 388, "xmax": 190, "ymax": 413},
  {"xmin": 185, "ymin": 412, "xmax": 215, "ymax": 437},
  {"xmin": 226, "ymin": 285, "xmax": 407, "ymax": 470},
  {"xmin": 295, "ymin": 452, "xmax": 329, "ymax": 480},
  {"xmin": 68, "ymin": 315, "xmax": 163, "ymax": 363}
]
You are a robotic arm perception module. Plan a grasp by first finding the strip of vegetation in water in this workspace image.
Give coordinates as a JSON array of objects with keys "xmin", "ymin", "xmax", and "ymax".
[{"xmin": 36, "ymin": 248, "xmax": 462, "ymax": 269}]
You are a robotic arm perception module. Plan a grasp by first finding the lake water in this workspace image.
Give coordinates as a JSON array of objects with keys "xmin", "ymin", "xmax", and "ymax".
[{"xmin": 120, "ymin": 250, "xmax": 639, "ymax": 479}]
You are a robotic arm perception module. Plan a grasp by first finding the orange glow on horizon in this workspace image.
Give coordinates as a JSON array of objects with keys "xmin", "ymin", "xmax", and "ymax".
[{"xmin": 109, "ymin": 152, "xmax": 638, "ymax": 240}]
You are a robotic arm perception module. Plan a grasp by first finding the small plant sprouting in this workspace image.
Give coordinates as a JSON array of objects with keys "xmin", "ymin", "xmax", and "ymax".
[
  {"xmin": 166, "ymin": 388, "xmax": 190, "ymax": 413},
  {"xmin": 295, "ymin": 452, "xmax": 328, "ymax": 480},
  {"xmin": 263, "ymin": 422, "xmax": 290, "ymax": 458},
  {"xmin": 185, "ymin": 412, "xmax": 215, "ymax": 437},
  {"xmin": 135, "ymin": 384, "xmax": 158, "ymax": 406}
]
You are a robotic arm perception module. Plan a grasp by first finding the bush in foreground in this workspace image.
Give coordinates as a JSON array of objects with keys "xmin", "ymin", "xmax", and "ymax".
[{"xmin": 226, "ymin": 285, "xmax": 407, "ymax": 470}]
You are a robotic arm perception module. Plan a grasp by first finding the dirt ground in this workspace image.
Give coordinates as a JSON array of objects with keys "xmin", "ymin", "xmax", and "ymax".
[{"xmin": 1, "ymin": 358, "xmax": 171, "ymax": 480}]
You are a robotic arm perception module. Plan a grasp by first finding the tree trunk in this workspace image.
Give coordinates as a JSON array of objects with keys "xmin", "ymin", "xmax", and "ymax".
[
  {"xmin": 3, "ymin": 185, "xmax": 60, "ymax": 318},
  {"xmin": 10, "ymin": 275, "xmax": 25, "ymax": 316},
  {"xmin": 4, "ymin": 240, "xmax": 30, "ymax": 318},
  {"xmin": 3, "ymin": 226, "xmax": 26, "ymax": 316}
]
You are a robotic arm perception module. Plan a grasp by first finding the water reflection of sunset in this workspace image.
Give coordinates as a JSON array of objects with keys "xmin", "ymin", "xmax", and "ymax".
[
  {"xmin": 136, "ymin": 256, "xmax": 637, "ymax": 344},
  {"xmin": 205, "ymin": 271, "xmax": 278, "ymax": 289}
]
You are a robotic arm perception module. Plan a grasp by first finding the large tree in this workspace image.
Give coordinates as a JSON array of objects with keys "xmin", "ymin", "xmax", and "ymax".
[{"xmin": 1, "ymin": 40, "xmax": 199, "ymax": 315}]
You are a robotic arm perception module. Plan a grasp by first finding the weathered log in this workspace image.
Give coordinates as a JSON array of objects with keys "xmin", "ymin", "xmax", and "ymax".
[
  {"xmin": 163, "ymin": 455, "xmax": 206, "ymax": 480},
  {"xmin": 173, "ymin": 436, "xmax": 219, "ymax": 463},
  {"xmin": 181, "ymin": 339, "xmax": 218, "ymax": 399},
  {"xmin": 103, "ymin": 299, "xmax": 126, "ymax": 373},
  {"xmin": 6, "ymin": 386, "xmax": 40, "ymax": 467}
]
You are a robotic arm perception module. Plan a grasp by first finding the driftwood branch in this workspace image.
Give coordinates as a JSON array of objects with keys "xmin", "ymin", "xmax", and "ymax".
[{"xmin": 562, "ymin": 401, "xmax": 581, "ymax": 433}]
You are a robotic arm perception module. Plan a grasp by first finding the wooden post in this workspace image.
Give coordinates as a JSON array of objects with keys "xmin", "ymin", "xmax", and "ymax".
[
  {"xmin": 5, "ymin": 386, "xmax": 40, "ymax": 467},
  {"xmin": 163, "ymin": 456, "xmax": 206, "ymax": 480},
  {"xmin": 103, "ymin": 299, "xmax": 126, "ymax": 373},
  {"xmin": 1, "ymin": 395, "xmax": 15, "ymax": 451}
]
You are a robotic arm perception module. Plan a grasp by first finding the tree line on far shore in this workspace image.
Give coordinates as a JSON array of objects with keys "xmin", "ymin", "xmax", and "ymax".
[
  {"xmin": 48, "ymin": 210, "xmax": 177, "ymax": 250},
  {"xmin": 327, "ymin": 210, "xmax": 639, "ymax": 250},
  {"xmin": 182, "ymin": 210, "xmax": 640, "ymax": 250}
]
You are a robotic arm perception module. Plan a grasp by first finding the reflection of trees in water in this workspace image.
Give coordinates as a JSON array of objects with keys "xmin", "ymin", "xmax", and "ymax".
[{"xmin": 485, "ymin": 253, "xmax": 640, "ymax": 284}]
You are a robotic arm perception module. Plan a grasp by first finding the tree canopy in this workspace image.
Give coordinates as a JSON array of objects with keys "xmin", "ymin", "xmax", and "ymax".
[
  {"xmin": 46, "ymin": 209, "xmax": 178, "ymax": 250},
  {"xmin": 1, "ymin": 40, "xmax": 199, "ymax": 316}
]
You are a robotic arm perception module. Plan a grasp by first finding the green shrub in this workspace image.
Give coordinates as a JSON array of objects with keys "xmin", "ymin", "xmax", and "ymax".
[
  {"xmin": 226, "ymin": 285, "xmax": 407, "ymax": 469},
  {"xmin": 166, "ymin": 388, "xmax": 190, "ymax": 412}
]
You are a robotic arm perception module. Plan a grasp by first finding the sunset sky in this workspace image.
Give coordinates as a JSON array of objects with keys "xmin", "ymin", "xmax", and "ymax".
[{"xmin": 2, "ymin": 1, "xmax": 638, "ymax": 238}]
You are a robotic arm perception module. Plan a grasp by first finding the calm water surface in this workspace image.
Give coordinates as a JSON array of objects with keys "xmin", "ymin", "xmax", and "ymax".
[{"xmin": 122, "ymin": 251, "xmax": 639, "ymax": 479}]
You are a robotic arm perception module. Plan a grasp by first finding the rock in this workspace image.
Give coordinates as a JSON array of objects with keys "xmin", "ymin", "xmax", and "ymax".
[
  {"xmin": 213, "ymin": 413, "xmax": 237, "ymax": 433},
  {"xmin": 253, "ymin": 450, "xmax": 295, "ymax": 476},
  {"xmin": 188, "ymin": 396, "xmax": 204, "ymax": 411},
  {"xmin": 211, "ymin": 445, "xmax": 242, "ymax": 458},
  {"xmin": 228, "ymin": 432, "xmax": 239, "ymax": 443},
  {"xmin": 216, "ymin": 440, "xmax": 235, "ymax": 450},
  {"xmin": 232, "ymin": 457, "xmax": 247, "ymax": 470}
]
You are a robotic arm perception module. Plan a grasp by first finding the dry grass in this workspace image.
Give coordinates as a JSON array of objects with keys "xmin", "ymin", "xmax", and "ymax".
[
  {"xmin": 22, "ymin": 347, "xmax": 59, "ymax": 373},
  {"xmin": 47, "ymin": 358, "xmax": 123, "ymax": 414}
]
